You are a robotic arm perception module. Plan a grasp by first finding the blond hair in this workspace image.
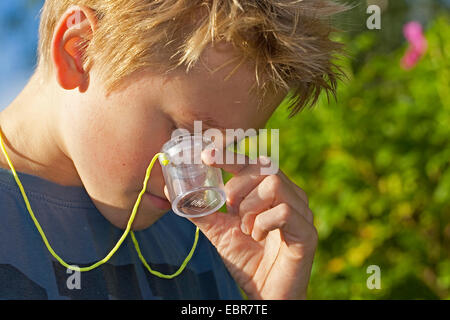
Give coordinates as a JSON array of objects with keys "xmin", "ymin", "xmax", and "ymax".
[{"xmin": 38, "ymin": 0, "xmax": 348, "ymax": 117}]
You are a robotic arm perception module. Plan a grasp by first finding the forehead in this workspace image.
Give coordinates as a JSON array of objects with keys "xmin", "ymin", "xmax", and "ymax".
[{"xmin": 161, "ymin": 41, "xmax": 283, "ymax": 130}]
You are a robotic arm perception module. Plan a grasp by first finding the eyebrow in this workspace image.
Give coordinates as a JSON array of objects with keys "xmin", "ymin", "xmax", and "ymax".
[{"xmin": 176, "ymin": 112, "xmax": 227, "ymax": 131}]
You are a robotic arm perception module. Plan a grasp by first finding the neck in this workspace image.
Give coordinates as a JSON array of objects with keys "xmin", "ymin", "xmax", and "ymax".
[{"xmin": 0, "ymin": 71, "xmax": 83, "ymax": 187}]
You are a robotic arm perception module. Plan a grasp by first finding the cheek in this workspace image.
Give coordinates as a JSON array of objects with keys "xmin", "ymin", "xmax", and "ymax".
[
  {"xmin": 67, "ymin": 121, "xmax": 134, "ymax": 195},
  {"xmin": 65, "ymin": 106, "xmax": 170, "ymax": 199}
]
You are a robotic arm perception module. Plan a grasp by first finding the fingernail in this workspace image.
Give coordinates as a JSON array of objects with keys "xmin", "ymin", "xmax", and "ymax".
[
  {"xmin": 259, "ymin": 155, "xmax": 272, "ymax": 165},
  {"xmin": 203, "ymin": 147, "xmax": 218, "ymax": 164},
  {"xmin": 240, "ymin": 221, "xmax": 249, "ymax": 235}
]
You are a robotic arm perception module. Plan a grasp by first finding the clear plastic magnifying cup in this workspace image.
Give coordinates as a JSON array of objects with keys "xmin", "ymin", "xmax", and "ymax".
[{"xmin": 159, "ymin": 133, "xmax": 226, "ymax": 218}]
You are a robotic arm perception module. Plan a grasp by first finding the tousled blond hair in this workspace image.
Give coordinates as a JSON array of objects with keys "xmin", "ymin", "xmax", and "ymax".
[{"xmin": 38, "ymin": 0, "xmax": 348, "ymax": 117}]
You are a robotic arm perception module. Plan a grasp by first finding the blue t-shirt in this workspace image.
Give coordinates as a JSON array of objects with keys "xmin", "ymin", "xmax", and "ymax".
[{"xmin": 0, "ymin": 167, "xmax": 242, "ymax": 300}]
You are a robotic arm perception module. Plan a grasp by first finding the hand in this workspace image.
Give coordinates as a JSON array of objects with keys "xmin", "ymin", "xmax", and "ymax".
[{"xmin": 169, "ymin": 147, "xmax": 318, "ymax": 300}]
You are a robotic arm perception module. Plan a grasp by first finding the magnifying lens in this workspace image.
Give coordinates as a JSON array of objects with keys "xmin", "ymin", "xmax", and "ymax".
[{"xmin": 159, "ymin": 133, "xmax": 226, "ymax": 218}]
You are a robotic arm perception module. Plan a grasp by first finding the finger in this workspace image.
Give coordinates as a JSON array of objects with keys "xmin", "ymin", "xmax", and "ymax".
[
  {"xmin": 238, "ymin": 174, "xmax": 311, "ymax": 234},
  {"xmin": 201, "ymin": 145, "xmax": 276, "ymax": 176},
  {"xmin": 202, "ymin": 146, "xmax": 277, "ymax": 214},
  {"xmin": 203, "ymin": 143, "xmax": 308, "ymax": 207},
  {"xmin": 188, "ymin": 210, "xmax": 241, "ymax": 249},
  {"xmin": 251, "ymin": 203, "xmax": 296, "ymax": 242},
  {"xmin": 260, "ymin": 169, "xmax": 312, "ymax": 225},
  {"xmin": 277, "ymin": 170, "xmax": 309, "ymax": 207},
  {"xmin": 223, "ymin": 162, "xmax": 271, "ymax": 214},
  {"xmin": 251, "ymin": 203, "xmax": 316, "ymax": 247},
  {"xmin": 201, "ymin": 145, "xmax": 313, "ymax": 225},
  {"xmin": 222, "ymin": 165, "xmax": 310, "ymax": 223}
]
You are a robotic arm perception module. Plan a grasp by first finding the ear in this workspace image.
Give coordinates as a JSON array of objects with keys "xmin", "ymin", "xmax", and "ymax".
[{"xmin": 51, "ymin": 5, "xmax": 97, "ymax": 93}]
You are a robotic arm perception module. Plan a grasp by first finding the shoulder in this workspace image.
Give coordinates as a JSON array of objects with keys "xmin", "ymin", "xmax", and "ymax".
[{"xmin": 0, "ymin": 174, "xmax": 22, "ymax": 207}]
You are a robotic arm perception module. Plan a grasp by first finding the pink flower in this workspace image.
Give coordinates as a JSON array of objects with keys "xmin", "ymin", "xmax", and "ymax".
[{"xmin": 401, "ymin": 21, "xmax": 428, "ymax": 70}]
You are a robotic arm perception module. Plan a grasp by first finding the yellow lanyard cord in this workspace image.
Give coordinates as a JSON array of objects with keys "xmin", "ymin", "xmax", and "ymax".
[{"xmin": 0, "ymin": 130, "xmax": 199, "ymax": 277}]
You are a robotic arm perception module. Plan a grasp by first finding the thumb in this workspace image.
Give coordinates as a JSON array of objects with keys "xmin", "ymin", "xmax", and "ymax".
[
  {"xmin": 187, "ymin": 201, "xmax": 241, "ymax": 247},
  {"xmin": 165, "ymin": 185, "xmax": 239, "ymax": 245},
  {"xmin": 188, "ymin": 211, "xmax": 236, "ymax": 248}
]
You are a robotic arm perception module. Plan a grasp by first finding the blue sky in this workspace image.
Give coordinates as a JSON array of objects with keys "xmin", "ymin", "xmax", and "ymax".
[{"xmin": 0, "ymin": 0, "xmax": 43, "ymax": 110}]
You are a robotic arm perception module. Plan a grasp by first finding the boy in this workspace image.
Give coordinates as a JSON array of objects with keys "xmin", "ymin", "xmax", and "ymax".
[{"xmin": 0, "ymin": 0, "xmax": 346, "ymax": 299}]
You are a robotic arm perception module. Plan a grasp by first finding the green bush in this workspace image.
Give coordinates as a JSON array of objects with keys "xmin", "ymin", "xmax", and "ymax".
[{"xmin": 263, "ymin": 15, "xmax": 450, "ymax": 299}]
